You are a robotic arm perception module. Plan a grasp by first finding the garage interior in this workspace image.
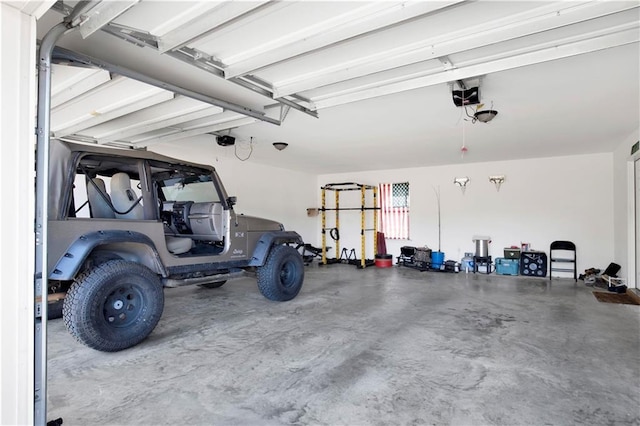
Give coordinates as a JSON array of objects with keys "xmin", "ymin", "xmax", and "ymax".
[{"xmin": 1, "ymin": 1, "xmax": 639, "ymax": 425}]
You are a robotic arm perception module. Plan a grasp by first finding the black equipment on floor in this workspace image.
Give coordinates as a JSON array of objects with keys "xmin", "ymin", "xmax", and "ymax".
[
  {"xmin": 397, "ymin": 246, "xmax": 431, "ymax": 271},
  {"xmin": 297, "ymin": 243, "xmax": 331, "ymax": 265},
  {"xmin": 520, "ymin": 251, "xmax": 548, "ymax": 277},
  {"xmin": 473, "ymin": 256, "xmax": 493, "ymax": 274},
  {"xmin": 603, "ymin": 262, "xmax": 621, "ymax": 277}
]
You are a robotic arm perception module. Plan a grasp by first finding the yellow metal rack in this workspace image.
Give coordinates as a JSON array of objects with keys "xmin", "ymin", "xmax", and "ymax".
[{"xmin": 320, "ymin": 182, "xmax": 378, "ymax": 268}]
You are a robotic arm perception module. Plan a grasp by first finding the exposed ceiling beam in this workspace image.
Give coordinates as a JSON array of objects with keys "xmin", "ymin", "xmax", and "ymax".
[
  {"xmin": 230, "ymin": 75, "xmax": 318, "ymax": 118},
  {"xmin": 51, "ymin": 74, "xmax": 165, "ymax": 127},
  {"xmin": 222, "ymin": 1, "xmax": 465, "ymax": 79},
  {"xmin": 51, "ymin": 66, "xmax": 111, "ymax": 108},
  {"xmin": 274, "ymin": 1, "xmax": 638, "ymax": 98},
  {"xmin": 49, "ymin": 4, "xmax": 318, "ymax": 120},
  {"xmin": 312, "ymin": 27, "xmax": 639, "ymax": 110},
  {"xmin": 70, "ymin": 0, "xmax": 140, "ymax": 38},
  {"xmin": 138, "ymin": 117, "xmax": 257, "ymax": 147},
  {"xmin": 97, "ymin": 22, "xmax": 319, "ymax": 119},
  {"xmin": 156, "ymin": 1, "xmax": 273, "ymax": 53},
  {"xmin": 77, "ymin": 96, "xmax": 221, "ymax": 143},
  {"xmin": 171, "ymin": 111, "xmax": 249, "ymax": 132},
  {"xmin": 455, "ymin": 21, "xmax": 638, "ymax": 67},
  {"xmin": 51, "ymin": 46, "xmax": 280, "ymax": 125},
  {"xmin": 53, "ymin": 86, "xmax": 172, "ymax": 137}
]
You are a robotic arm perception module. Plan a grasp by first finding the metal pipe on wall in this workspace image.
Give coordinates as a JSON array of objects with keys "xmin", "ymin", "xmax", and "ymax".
[{"xmin": 34, "ymin": 20, "xmax": 76, "ymax": 426}]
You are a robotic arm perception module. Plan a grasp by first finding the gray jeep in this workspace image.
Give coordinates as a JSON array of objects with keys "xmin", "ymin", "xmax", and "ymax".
[{"xmin": 48, "ymin": 139, "xmax": 304, "ymax": 352}]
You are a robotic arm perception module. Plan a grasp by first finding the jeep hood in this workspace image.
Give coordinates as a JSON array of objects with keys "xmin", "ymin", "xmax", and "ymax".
[{"xmin": 237, "ymin": 214, "xmax": 283, "ymax": 231}]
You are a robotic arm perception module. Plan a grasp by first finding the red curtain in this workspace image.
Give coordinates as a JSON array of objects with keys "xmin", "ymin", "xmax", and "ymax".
[{"xmin": 379, "ymin": 183, "xmax": 409, "ymax": 239}]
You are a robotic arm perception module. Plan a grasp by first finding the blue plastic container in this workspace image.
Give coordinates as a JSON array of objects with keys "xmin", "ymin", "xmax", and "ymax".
[
  {"xmin": 495, "ymin": 257, "xmax": 519, "ymax": 276},
  {"xmin": 431, "ymin": 251, "xmax": 445, "ymax": 269}
]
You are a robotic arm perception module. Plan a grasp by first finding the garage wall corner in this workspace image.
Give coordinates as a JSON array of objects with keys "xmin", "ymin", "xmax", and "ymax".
[
  {"xmin": 613, "ymin": 128, "xmax": 640, "ymax": 288},
  {"xmin": 0, "ymin": 3, "xmax": 37, "ymax": 425}
]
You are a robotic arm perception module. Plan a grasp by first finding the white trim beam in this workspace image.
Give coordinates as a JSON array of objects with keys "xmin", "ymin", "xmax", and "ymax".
[
  {"xmin": 223, "ymin": 1, "xmax": 464, "ymax": 79},
  {"xmin": 6, "ymin": 0, "xmax": 56, "ymax": 19},
  {"xmin": 312, "ymin": 28, "xmax": 639, "ymax": 110},
  {"xmin": 0, "ymin": 4, "xmax": 36, "ymax": 425},
  {"xmin": 275, "ymin": 1, "xmax": 637, "ymax": 97}
]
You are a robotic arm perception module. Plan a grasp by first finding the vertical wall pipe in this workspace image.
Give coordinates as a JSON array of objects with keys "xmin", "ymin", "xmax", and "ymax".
[{"xmin": 34, "ymin": 21, "xmax": 73, "ymax": 425}]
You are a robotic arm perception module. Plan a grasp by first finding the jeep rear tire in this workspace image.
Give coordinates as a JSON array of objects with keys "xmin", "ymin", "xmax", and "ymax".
[
  {"xmin": 63, "ymin": 260, "xmax": 164, "ymax": 352},
  {"xmin": 256, "ymin": 245, "xmax": 304, "ymax": 301}
]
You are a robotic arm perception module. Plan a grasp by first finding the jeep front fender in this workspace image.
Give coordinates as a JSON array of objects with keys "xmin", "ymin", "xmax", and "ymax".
[
  {"xmin": 49, "ymin": 230, "xmax": 166, "ymax": 280},
  {"xmin": 248, "ymin": 231, "xmax": 304, "ymax": 267}
]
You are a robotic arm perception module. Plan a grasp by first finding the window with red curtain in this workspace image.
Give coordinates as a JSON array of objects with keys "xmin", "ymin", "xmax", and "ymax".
[{"xmin": 379, "ymin": 182, "xmax": 410, "ymax": 239}]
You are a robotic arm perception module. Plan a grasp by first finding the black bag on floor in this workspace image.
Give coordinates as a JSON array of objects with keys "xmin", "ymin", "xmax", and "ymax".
[{"xmin": 603, "ymin": 263, "xmax": 621, "ymax": 277}]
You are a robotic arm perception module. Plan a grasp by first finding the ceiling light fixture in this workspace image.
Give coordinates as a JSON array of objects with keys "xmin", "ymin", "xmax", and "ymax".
[
  {"xmin": 273, "ymin": 142, "xmax": 288, "ymax": 151},
  {"xmin": 474, "ymin": 109, "xmax": 498, "ymax": 123}
]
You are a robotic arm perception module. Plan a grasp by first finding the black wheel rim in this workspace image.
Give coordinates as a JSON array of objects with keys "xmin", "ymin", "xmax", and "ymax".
[
  {"xmin": 279, "ymin": 259, "xmax": 297, "ymax": 288},
  {"xmin": 103, "ymin": 284, "xmax": 145, "ymax": 328}
]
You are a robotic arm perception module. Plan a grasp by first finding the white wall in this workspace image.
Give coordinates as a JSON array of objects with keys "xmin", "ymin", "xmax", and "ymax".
[
  {"xmin": 317, "ymin": 153, "xmax": 615, "ymax": 274},
  {"xmin": 613, "ymin": 128, "xmax": 640, "ymax": 287},
  {"xmin": 0, "ymin": 4, "xmax": 36, "ymax": 424},
  {"xmin": 153, "ymin": 135, "xmax": 318, "ymax": 243}
]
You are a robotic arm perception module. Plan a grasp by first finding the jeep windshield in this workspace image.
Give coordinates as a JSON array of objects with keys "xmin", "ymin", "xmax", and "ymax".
[{"xmin": 158, "ymin": 174, "xmax": 220, "ymax": 203}]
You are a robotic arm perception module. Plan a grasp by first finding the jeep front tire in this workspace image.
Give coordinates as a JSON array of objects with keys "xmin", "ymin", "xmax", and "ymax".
[
  {"xmin": 256, "ymin": 245, "xmax": 304, "ymax": 301},
  {"xmin": 63, "ymin": 260, "xmax": 164, "ymax": 352}
]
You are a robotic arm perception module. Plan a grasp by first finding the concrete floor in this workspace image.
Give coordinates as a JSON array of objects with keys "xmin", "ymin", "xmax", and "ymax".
[{"xmin": 47, "ymin": 264, "xmax": 639, "ymax": 425}]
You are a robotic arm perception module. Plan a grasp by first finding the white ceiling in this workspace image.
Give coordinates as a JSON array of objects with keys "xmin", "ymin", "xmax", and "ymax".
[{"xmin": 36, "ymin": 1, "xmax": 640, "ymax": 174}]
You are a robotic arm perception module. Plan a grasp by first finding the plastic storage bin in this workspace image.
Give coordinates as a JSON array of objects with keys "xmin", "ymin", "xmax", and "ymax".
[
  {"xmin": 495, "ymin": 258, "xmax": 519, "ymax": 276},
  {"xmin": 504, "ymin": 248, "xmax": 521, "ymax": 259}
]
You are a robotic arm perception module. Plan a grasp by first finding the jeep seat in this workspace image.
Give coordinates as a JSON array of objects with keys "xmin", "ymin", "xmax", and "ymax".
[
  {"xmin": 110, "ymin": 172, "xmax": 144, "ymax": 220},
  {"xmin": 165, "ymin": 237, "xmax": 193, "ymax": 255},
  {"xmin": 87, "ymin": 178, "xmax": 115, "ymax": 219},
  {"xmin": 111, "ymin": 172, "xmax": 193, "ymax": 255}
]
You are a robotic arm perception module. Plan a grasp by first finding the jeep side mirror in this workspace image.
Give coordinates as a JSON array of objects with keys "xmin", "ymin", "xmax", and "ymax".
[{"xmin": 227, "ymin": 196, "xmax": 237, "ymax": 207}]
